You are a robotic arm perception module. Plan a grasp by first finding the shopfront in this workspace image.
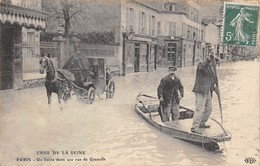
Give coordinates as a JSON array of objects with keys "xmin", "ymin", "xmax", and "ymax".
[{"xmin": 123, "ymin": 35, "xmax": 157, "ymax": 74}]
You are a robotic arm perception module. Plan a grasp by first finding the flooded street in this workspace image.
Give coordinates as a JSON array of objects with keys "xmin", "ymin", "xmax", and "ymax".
[{"xmin": 0, "ymin": 61, "xmax": 259, "ymax": 166}]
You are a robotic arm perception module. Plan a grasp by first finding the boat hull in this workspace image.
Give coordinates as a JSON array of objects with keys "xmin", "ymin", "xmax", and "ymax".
[{"xmin": 134, "ymin": 101, "xmax": 231, "ymax": 151}]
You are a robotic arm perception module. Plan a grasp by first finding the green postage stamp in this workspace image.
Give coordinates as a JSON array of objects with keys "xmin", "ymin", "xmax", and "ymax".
[{"xmin": 222, "ymin": 3, "xmax": 259, "ymax": 47}]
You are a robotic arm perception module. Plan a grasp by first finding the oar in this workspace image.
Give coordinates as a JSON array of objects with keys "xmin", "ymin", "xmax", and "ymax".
[
  {"xmin": 211, "ymin": 57, "xmax": 223, "ymax": 124},
  {"xmin": 138, "ymin": 93, "xmax": 158, "ymax": 100}
]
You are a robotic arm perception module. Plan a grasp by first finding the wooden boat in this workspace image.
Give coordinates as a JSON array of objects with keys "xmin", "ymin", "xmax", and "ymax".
[{"xmin": 135, "ymin": 94, "xmax": 232, "ymax": 151}]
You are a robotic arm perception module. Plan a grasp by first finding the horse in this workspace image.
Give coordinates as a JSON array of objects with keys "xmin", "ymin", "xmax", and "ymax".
[{"xmin": 39, "ymin": 57, "xmax": 67, "ymax": 104}]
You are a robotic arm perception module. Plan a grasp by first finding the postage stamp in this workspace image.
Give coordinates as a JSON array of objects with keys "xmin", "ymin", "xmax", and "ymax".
[{"xmin": 222, "ymin": 3, "xmax": 259, "ymax": 47}]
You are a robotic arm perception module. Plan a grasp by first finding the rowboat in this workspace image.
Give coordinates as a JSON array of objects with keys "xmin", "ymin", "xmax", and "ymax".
[{"xmin": 135, "ymin": 94, "xmax": 232, "ymax": 151}]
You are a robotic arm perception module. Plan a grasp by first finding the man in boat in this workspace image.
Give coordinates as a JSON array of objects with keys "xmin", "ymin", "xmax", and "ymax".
[
  {"xmin": 191, "ymin": 51, "xmax": 220, "ymax": 134},
  {"xmin": 157, "ymin": 67, "xmax": 184, "ymax": 122}
]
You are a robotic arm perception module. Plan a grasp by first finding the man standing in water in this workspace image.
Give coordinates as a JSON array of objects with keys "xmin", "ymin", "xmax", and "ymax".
[
  {"xmin": 191, "ymin": 51, "xmax": 219, "ymax": 134},
  {"xmin": 157, "ymin": 67, "xmax": 184, "ymax": 122}
]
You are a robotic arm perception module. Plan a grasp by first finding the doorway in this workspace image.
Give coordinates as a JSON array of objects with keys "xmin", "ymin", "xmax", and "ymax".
[
  {"xmin": 166, "ymin": 42, "xmax": 177, "ymax": 66},
  {"xmin": 0, "ymin": 23, "xmax": 22, "ymax": 90},
  {"xmin": 0, "ymin": 25, "xmax": 14, "ymax": 90},
  {"xmin": 134, "ymin": 44, "xmax": 140, "ymax": 72}
]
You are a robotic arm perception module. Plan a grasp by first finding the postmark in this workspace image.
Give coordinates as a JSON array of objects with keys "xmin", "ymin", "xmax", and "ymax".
[{"xmin": 222, "ymin": 3, "xmax": 259, "ymax": 47}]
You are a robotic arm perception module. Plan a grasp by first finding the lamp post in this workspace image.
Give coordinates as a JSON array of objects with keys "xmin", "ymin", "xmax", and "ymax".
[
  {"xmin": 192, "ymin": 32, "xmax": 196, "ymax": 66},
  {"xmin": 178, "ymin": 36, "xmax": 184, "ymax": 67},
  {"xmin": 122, "ymin": 32, "xmax": 127, "ymax": 76},
  {"xmin": 122, "ymin": 31, "xmax": 134, "ymax": 76}
]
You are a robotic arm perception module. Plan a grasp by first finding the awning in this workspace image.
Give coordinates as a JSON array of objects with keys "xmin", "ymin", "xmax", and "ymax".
[{"xmin": 0, "ymin": 2, "xmax": 47, "ymax": 30}]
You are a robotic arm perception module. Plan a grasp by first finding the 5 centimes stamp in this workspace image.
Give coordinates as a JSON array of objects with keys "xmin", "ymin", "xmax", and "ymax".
[{"xmin": 222, "ymin": 3, "xmax": 259, "ymax": 46}]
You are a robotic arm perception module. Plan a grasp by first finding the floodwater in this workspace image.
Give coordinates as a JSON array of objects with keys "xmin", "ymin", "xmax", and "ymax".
[{"xmin": 0, "ymin": 61, "xmax": 259, "ymax": 166}]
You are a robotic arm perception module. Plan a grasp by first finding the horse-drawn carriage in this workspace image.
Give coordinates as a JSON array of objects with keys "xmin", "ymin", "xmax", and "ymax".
[{"xmin": 39, "ymin": 53, "xmax": 115, "ymax": 104}]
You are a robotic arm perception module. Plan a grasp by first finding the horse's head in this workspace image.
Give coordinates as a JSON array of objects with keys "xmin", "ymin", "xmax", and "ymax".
[{"xmin": 39, "ymin": 57, "xmax": 50, "ymax": 74}]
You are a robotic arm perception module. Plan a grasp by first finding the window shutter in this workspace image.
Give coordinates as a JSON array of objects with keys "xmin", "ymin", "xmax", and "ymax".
[{"xmin": 173, "ymin": 22, "xmax": 176, "ymax": 36}]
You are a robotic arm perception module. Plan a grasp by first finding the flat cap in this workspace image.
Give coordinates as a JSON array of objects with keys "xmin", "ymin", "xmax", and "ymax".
[{"xmin": 168, "ymin": 66, "xmax": 177, "ymax": 72}]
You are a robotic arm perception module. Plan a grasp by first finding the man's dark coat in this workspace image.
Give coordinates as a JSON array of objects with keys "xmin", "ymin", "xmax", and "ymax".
[
  {"xmin": 157, "ymin": 74, "xmax": 184, "ymax": 105},
  {"xmin": 192, "ymin": 58, "xmax": 216, "ymax": 95}
]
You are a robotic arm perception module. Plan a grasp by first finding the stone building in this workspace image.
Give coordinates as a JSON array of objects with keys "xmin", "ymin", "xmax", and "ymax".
[
  {"xmin": 43, "ymin": 0, "xmax": 223, "ymax": 75},
  {"xmin": 0, "ymin": 0, "xmax": 46, "ymax": 90}
]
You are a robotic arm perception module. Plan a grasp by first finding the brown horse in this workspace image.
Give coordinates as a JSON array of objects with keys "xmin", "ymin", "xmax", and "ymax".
[{"xmin": 39, "ymin": 57, "xmax": 68, "ymax": 104}]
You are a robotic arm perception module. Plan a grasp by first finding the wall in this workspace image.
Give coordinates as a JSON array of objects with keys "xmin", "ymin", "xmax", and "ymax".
[
  {"xmin": 159, "ymin": 13, "xmax": 184, "ymax": 37},
  {"xmin": 205, "ymin": 23, "xmax": 219, "ymax": 45},
  {"xmin": 123, "ymin": 0, "xmax": 159, "ymax": 37}
]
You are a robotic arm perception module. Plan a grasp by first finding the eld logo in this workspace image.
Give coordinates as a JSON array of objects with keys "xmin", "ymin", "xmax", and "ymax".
[{"xmin": 244, "ymin": 157, "xmax": 256, "ymax": 164}]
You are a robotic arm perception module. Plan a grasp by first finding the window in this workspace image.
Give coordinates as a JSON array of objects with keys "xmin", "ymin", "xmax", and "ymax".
[
  {"xmin": 190, "ymin": 7, "xmax": 193, "ymax": 20},
  {"xmin": 157, "ymin": 21, "xmax": 161, "ymax": 35},
  {"xmin": 196, "ymin": 10, "xmax": 199, "ymax": 22},
  {"xmin": 201, "ymin": 30, "xmax": 204, "ymax": 41},
  {"xmin": 147, "ymin": 15, "xmax": 155, "ymax": 35},
  {"xmin": 149, "ymin": 15, "xmax": 151, "ymax": 35},
  {"xmin": 167, "ymin": 43, "xmax": 177, "ymax": 62},
  {"xmin": 139, "ymin": 12, "xmax": 146, "ymax": 34},
  {"xmin": 194, "ymin": 9, "xmax": 197, "ymax": 21},
  {"xmin": 191, "ymin": 27, "xmax": 195, "ymax": 39},
  {"xmin": 27, "ymin": 32, "xmax": 35, "ymax": 45},
  {"xmin": 169, "ymin": 22, "xmax": 176, "ymax": 36},
  {"xmin": 126, "ymin": 8, "xmax": 134, "ymax": 31},
  {"xmin": 27, "ymin": 32, "xmax": 35, "ymax": 54},
  {"xmin": 187, "ymin": 25, "xmax": 191, "ymax": 39},
  {"xmin": 198, "ymin": 29, "xmax": 200, "ymax": 40},
  {"xmin": 164, "ymin": 3, "xmax": 176, "ymax": 11},
  {"xmin": 182, "ymin": 23, "xmax": 187, "ymax": 37},
  {"xmin": 193, "ymin": 9, "xmax": 197, "ymax": 21},
  {"xmin": 192, "ymin": 30, "xmax": 196, "ymax": 40},
  {"xmin": 196, "ymin": 28, "xmax": 198, "ymax": 40},
  {"xmin": 151, "ymin": 16, "xmax": 155, "ymax": 36}
]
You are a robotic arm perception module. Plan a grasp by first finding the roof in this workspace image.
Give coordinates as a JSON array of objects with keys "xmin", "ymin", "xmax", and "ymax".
[
  {"xmin": 0, "ymin": 1, "xmax": 47, "ymax": 29},
  {"xmin": 0, "ymin": 2, "xmax": 47, "ymax": 20}
]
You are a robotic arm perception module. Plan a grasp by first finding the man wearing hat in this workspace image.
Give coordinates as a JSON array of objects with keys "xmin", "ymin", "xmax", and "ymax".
[
  {"xmin": 191, "ymin": 52, "xmax": 219, "ymax": 134},
  {"xmin": 157, "ymin": 67, "xmax": 184, "ymax": 122}
]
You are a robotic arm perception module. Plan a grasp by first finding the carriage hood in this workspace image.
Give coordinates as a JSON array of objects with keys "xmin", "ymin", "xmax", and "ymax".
[{"xmin": 63, "ymin": 53, "xmax": 92, "ymax": 71}]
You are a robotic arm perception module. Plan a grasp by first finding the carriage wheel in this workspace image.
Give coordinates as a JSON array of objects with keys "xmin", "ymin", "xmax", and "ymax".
[
  {"xmin": 87, "ymin": 87, "xmax": 95, "ymax": 104},
  {"xmin": 106, "ymin": 81, "xmax": 115, "ymax": 99}
]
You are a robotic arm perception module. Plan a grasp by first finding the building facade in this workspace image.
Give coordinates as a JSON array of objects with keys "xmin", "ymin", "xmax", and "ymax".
[
  {"xmin": 42, "ymin": 0, "xmax": 223, "ymax": 76},
  {"xmin": 0, "ymin": 0, "xmax": 46, "ymax": 90},
  {"xmin": 122, "ymin": 0, "xmax": 220, "ymax": 70},
  {"xmin": 121, "ymin": 0, "xmax": 159, "ymax": 75},
  {"xmin": 149, "ymin": 0, "xmax": 207, "ymax": 67}
]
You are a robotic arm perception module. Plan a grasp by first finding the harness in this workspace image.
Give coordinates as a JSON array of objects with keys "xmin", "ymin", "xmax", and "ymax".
[{"xmin": 42, "ymin": 57, "xmax": 57, "ymax": 83}]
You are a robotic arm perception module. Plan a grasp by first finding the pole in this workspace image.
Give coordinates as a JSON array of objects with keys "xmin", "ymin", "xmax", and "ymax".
[
  {"xmin": 193, "ymin": 40, "xmax": 196, "ymax": 66},
  {"xmin": 122, "ymin": 33, "xmax": 126, "ymax": 76},
  {"xmin": 211, "ymin": 56, "xmax": 223, "ymax": 124}
]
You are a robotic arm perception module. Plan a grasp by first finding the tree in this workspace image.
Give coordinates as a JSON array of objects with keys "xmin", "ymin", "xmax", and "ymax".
[
  {"xmin": 42, "ymin": 0, "xmax": 84, "ymax": 40},
  {"xmin": 42, "ymin": 0, "xmax": 119, "ymax": 44}
]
